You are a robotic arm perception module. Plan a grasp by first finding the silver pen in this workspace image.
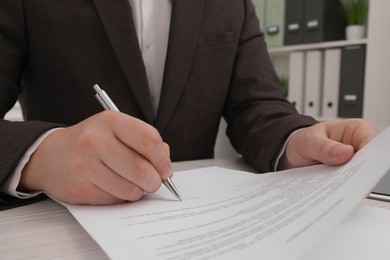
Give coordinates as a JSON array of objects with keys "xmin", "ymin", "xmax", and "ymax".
[{"xmin": 93, "ymin": 84, "xmax": 182, "ymax": 201}]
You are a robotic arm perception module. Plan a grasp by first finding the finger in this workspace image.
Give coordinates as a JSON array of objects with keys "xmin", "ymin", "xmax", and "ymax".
[
  {"xmin": 49, "ymin": 174, "xmax": 126, "ymax": 206},
  {"xmin": 71, "ymin": 184, "xmax": 126, "ymax": 206},
  {"xmin": 322, "ymin": 143, "xmax": 355, "ymax": 166},
  {"xmin": 154, "ymin": 142, "xmax": 173, "ymax": 180},
  {"xmin": 351, "ymin": 122, "xmax": 378, "ymax": 150},
  {"xmin": 105, "ymin": 112, "xmax": 173, "ymax": 179},
  {"xmin": 48, "ymin": 156, "xmax": 143, "ymax": 204},
  {"xmin": 97, "ymin": 138, "xmax": 162, "ymax": 193},
  {"xmin": 163, "ymin": 142, "xmax": 171, "ymax": 157},
  {"xmin": 91, "ymin": 162, "xmax": 145, "ymax": 202},
  {"xmin": 327, "ymin": 119, "xmax": 378, "ymax": 150}
]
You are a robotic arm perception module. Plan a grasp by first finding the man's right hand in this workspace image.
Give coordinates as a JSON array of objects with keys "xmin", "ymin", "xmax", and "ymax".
[{"xmin": 18, "ymin": 111, "xmax": 173, "ymax": 205}]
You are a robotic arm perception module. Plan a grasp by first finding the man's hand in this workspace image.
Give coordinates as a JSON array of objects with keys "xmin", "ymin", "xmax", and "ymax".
[
  {"xmin": 18, "ymin": 111, "xmax": 172, "ymax": 205},
  {"xmin": 279, "ymin": 119, "xmax": 378, "ymax": 170}
]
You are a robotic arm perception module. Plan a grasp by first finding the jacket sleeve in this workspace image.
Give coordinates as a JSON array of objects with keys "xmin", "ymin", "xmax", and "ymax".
[
  {"xmin": 224, "ymin": 0, "xmax": 318, "ymax": 172},
  {"xmin": 0, "ymin": 1, "xmax": 62, "ymax": 208}
]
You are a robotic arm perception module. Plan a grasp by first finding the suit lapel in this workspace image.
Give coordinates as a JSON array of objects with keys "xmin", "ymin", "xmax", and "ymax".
[
  {"xmin": 155, "ymin": 0, "xmax": 204, "ymax": 131},
  {"xmin": 92, "ymin": 0, "xmax": 155, "ymax": 123}
]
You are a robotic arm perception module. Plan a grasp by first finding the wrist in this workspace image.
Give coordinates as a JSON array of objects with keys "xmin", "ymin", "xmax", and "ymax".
[
  {"xmin": 17, "ymin": 128, "xmax": 62, "ymax": 192},
  {"xmin": 18, "ymin": 155, "xmax": 42, "ymax": 192}
]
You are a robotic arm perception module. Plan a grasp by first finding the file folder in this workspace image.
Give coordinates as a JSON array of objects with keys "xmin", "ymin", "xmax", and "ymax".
[
  {"xmin": 264, "ymin": 0, "xmax": 285, "ymax": 48},
  {"xmin": 304, "ymin": 50, "xmax": 323, "ymax": 117},
  {"xmin": 303, "ymin": 0, "xmax": 347, "ymax": 43},
  {"xmin": 338, "ymin": 45, "xmax": 366, "ymax": 118},
  {"xmin": 287, "ymin": 51, "xmax": 305, "ymax": 113},
  {"xmin": 285, "ymin": 0, "xmax": 305, "ymax": 45},
  {"xmin": 252, "ymin": 0, "xmax": 267, "ymax": 33},
  {"xmin": 322, "ymin": 48, "xmax": 342, "ymax": 119}
]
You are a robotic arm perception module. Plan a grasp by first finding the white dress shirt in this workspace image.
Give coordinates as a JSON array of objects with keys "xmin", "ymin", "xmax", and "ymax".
[
  {"xmin": 0, "ymin": 0, "xmax": 172, "ymax": 198},
  {"xmin": 129, "ymin": 0, "xmax": 172, "ymax": 115}
]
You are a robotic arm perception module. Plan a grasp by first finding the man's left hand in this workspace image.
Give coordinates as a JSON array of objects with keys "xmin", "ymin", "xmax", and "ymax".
[{"xmin": 279, "ymin": 119, "xmax": 378, "ymax": 170}]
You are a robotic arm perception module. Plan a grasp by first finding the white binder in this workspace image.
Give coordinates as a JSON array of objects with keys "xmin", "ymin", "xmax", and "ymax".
[
  {"xmin": 304, "ymin": 50, "xmax": 323, "ymax": 117},
  {"xmin": 322, "ymin": 48, "xmax": 341, "ymax": 119},
  {"xmin": 287, "ymin": 51, "xmax": 305, "ymax": 113}
]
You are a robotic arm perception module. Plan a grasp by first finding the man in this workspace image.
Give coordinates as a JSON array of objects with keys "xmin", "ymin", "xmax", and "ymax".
[{"xmin": 0, "ymin": 0, "xmax": 377, "ymax": 208}]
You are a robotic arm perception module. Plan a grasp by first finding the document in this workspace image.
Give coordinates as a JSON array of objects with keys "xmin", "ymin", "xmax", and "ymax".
[
  {"xmin": 301, "ymin": 204, "xmax": 390, "ymax": 260},
  {"xmin": 64, "ymin": 127, "xmax": 390, "ymax": 260}
]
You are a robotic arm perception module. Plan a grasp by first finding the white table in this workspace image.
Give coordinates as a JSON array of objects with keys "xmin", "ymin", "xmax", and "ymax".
[{"xmin": 1, "ymin": 158, "xmax": 389, "ymax": 260}]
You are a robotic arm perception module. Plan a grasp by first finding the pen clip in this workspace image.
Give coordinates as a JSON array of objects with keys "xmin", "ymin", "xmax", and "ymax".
[{"xmin": 93, "ymin": 84, "xmax": 120, "ymax": 112}]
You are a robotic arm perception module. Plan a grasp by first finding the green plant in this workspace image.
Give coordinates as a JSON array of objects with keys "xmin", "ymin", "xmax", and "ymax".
[
  {"xmin": 344, "ymin": 0, "xmax": 368, "ymax": 25},
  {"xmin": 279, "ymin": 76, "xmax": 288, "ymax": 98}
]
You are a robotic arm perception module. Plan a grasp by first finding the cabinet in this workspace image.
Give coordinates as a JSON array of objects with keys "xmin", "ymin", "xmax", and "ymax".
[{"xmin": 269, "ymin": 0, "xmax": 390, "ymax": 130}]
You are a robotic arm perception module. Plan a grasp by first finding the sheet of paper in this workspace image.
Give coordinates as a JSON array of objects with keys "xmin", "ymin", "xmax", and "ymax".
[
  {"xmin": 300, "ymin": 204, "xmax": 390, "ymax": 260},
  {"xmin": 64, "ymin": 127, "xmax": 390, "ymax": 260}
]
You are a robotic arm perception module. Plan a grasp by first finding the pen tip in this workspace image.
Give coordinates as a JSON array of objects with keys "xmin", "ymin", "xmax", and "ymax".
[{"xmin": 163, "ymin": 178, "xmax": 182, "ymax": 201}]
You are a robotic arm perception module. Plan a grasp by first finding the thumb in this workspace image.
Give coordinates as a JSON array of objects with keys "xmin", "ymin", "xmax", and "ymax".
[
  {"xmin": 321, "ymin": 142, "xmax": 355, "ymax": 166},
  {"xmin": 285, "ymin": 133, "xmax": 356, "ymax": 168}
]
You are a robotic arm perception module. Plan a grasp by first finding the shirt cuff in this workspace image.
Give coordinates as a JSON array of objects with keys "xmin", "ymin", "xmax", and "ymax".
[
  {"xmin": 273, "ymin": 129, "xmax": 302, "ymax": 171},
  {"xmin": 0, "ymin": 128, "xmax": 62, "ymax": 199}
]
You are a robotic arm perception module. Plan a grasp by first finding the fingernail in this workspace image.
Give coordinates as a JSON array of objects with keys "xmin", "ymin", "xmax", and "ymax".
[
  {"xmin": 330, "ymin": 145, "xmax": 346, "ymax": 157},
  {"xmin": 161, "ymin": 164, "xmax": 173, "ymax": 179}
]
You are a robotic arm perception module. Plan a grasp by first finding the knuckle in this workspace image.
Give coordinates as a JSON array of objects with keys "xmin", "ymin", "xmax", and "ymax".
[
  {"xmin": 346, "ymin": 118, "xmax": 362, "ymax": 128},
  {"xmin": 125, "ymin": 186, "xmax": 144, "ymax": 201},
  {"xmin": 132, "ymin": 160, "xmax": 150, "ymax": 177},
  {"xmin": 65, "ymin": 183, "xmax": 91, "ymax": 204},
  {"xmin": 346, "ymin": 118, "xmax": 371, "ymax": 129},
  {"xmin": 129, "ymin": 161, "xmax": 161, "ymax": 193},
  {"xmin": 147, "ymin": 180, "xmax": 161, "ymax": 193},
  {"xmin": 77, "ymin": 130, "xmax": 98, "ymax": 150},
  {"xmin": 163, "ymin": 142, "xmax": 171, "ymax": 157},
  {"xmin": 319, "ymin": 141, "xmax": 330, "ymax": 155},
  {"xmin": 141, "ymin": 128, "xmax": 162, "ymax": 152},
  {"xmin": 98, "ymin": 110, "xmax": 118, "ymax": 122}
]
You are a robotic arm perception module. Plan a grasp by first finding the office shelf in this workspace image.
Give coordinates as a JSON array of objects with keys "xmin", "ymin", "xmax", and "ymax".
[
  {"xmin": 268, "ymin": 39, "xmax": 368, "ymax": 56},
  {"xmin": 269, "ymin": 0, "xmax": 390, "ymax": 130}
]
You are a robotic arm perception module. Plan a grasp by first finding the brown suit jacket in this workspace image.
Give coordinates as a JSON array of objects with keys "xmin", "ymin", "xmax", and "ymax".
[{"xmin": 0, "ymin": 0, "xmax": 316, "ymax": 208}]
